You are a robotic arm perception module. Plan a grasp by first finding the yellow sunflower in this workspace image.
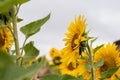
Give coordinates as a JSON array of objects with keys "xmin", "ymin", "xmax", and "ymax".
[
  {"xmin": 59, "ymin": 60, "xmax": 81, "ymax": 77},
  {"xmin": 61, "ymin": 16, "xmax": 87, "ymax": 66},
  {"xmin": 49, "ymin": 48, "xmax": 62, "ymax": 65},
  {"xmin": 94, "ymin": 43, "xmax": 120, "ymax": 80},
  {"xmin": 0, "ymin": 26, "xmax": 13, "ymax": 52},
  {"xmin": 59, "ymin": 52, "xmax": 91, "ymax": 79}
]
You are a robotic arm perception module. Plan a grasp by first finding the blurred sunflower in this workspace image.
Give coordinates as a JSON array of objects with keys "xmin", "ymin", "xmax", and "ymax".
[
  {"xmin": 61, "ymin": 16, "xmax": 87, "ymax": 66},
  {"xmin": 59, "ymin": 60, "xmax": 81, "ymax": 77},
  {"xmin": 59, "ymin": 53, "xmax": 92, "ymax": 79},
  {"xmin": 49, "ymin": 48, "xmax": 62, "ymax": 65},
  {"xmin": 94, "ymin": 43, "xmax": 120, "ymax": 80},
  {"xmin": 0, "ymin": 26, "xmax": 13, "ymax": 52}
]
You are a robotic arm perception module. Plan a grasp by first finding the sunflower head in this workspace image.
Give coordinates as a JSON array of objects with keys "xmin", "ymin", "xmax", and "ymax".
[
  {"xmin": 63, "ymin": 16, "xmax": 88, "ymax": 55},
  {"xmin": 0, "ymin": 26, "xmax": 13, "ymax": 52},
  {"xmin": 49, "ymin": 48, "xmax": 62, "ymax": 65},
  {"xmin": 95, "ymin": 43, "xmax": 120, "ymax": 79}
]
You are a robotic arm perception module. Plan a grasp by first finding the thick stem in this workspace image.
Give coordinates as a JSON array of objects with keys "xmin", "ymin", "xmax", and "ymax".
[
  {"xmin": 87, "ymin": 42, "xmax": 95, "ymax": 80},
  {"xmin": 11, "ymin": 6, "xmax": 20, "ymax": 55}
]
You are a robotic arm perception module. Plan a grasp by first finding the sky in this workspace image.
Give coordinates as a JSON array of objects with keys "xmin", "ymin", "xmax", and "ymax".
[{"xmin": 18, "ymin": 0, "xmax": 120, "ymax": 58}]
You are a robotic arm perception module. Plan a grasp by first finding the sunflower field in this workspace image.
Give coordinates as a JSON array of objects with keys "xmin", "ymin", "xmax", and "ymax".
[{"xmin": 0, "ymin": 0, "xmax": 120, "ymax": 80}]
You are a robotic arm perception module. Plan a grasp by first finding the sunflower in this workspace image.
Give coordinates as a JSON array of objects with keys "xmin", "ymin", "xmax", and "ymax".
[
  {"xmin": 0, "ymin": 26, "xmax": 13, "ymax": 52},
  {"xmin": 94, "ymin": 43, "xmax": 120, "ymax": 80},
  {"xmin": 61, "ymin": 16, "xmax": 87, "ymax": 66},
  {"xmin": 59, "ymin": 55, "xmax": 92, "ymax": 79},
  {"xmin": 49, "ymin": 48, "xmax": 62, "ymax": 65},
  {"xmin": 59, "ymin": 60, "xmax": 81, "ymax": 77}
]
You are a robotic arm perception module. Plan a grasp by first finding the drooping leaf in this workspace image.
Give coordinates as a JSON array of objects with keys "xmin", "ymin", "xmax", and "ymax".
[
  {"xmin": 20, "ymin": 13, "xmax": 50, "ymax": 38},
  {"xmin": 0, "ymin": 0, "xmax": 29, "ymax": 12},
  {"xmin": 101, "ymin": 67, "xmax": 119, "ymax": 79},
  {"xmin": 94, "ymin": 58, "xmax": 104, "ymax": 69},
  {"xmin": 94, "ymin": 44, "xmax": 104, "ymax": 53},
  {"xmin": 22, "ymin": 41, "xmax": 39, "ymax": 65},
  {"xmin": 0, "ymin": 52, "xmax": 46, "ymax": 80}
]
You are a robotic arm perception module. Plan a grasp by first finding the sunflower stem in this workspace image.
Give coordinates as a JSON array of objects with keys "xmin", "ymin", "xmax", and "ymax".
[
  {"xmin": 87, "ymin": 42, "xmax": 96, "ymax": 80},
  {"xmin": 11, "ymin": 6, "xmax": 20, "ymax": 56},
  {"xmin": 21, "ymin": 37, "xmax": 27, "ymax": 55}
]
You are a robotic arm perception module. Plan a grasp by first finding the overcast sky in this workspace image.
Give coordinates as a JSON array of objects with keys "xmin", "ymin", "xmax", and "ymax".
[{"xmin": 18, "ymin": 0, "xmax": 120, "ymax": 57}]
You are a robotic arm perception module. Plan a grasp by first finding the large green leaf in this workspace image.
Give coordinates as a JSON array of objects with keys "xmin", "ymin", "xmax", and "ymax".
[
  {"xmin": 22, "ymin": 41, "xmax": 39, "ymax": 65},
  {"xmin": 0, "ymin": 0, "xmax": 29, "ymax": 12},
  {"xmin": 41, "ymin": 74, "xmax": 80, "ymax": 80},
  {"xmin": 101, "ymin": 67, "xmax": 119, "ymax": 79},
  {"xmin": 0, "ymin": 52, "xmax": 46, "ymax": 80},
  {"xmin": 20, "ymin": 13, "xmax": 50, "ymax": 38}
]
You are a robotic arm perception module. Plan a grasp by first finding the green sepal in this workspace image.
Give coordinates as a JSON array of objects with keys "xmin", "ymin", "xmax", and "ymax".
[{"xmin": 94, "ymin": 44, "xmax": 104, "ymax": 53}]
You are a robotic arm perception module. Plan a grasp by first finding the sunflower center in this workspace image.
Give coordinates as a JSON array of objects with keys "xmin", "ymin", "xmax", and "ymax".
[
  {"xmin": 67, "ymin": 63, "xmax": 75, "ymax": 70},
  {"xmin": 67, "ymin": 62, "xmax": 79, "ymax": 71},
  {"xmin": 53, "ymin": 56, "xmax": 61, "ymax": 65},
  {"xmin": 71, "ymin": 33, "xmax": 78, "ymax": 50},
  {"xmin": 100, "ymin": 57, "xmax": 116, "ymax": 72}
]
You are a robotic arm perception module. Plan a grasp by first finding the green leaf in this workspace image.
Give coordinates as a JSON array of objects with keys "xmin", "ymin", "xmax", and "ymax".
[
  {"xmin": 22, "ymin": 41, "xmax": 39, "ymax": 65},
  {"xmin": 94, "ymin": 44, "xmax": 104, "ymax": 53},
  {"xmin": 101, "ymin": 67, "xmax": 119, "ymax": 79},
  {"xmin": 0, "ymin": 0, "xmax": 29, "ymax": 12},
  {"xmin": 41, "ymin": 74, "xmax": 60, "ymax": 80},
  {"xmin": 0, "ymin": 52, "xmax": 46, "ymax": 80},
  {"xmin": 77, "ymin": 76, "xmax": 84, "ymax": 80},
  {"xmin": 0, "ymin": 20, "xmax": 6, "ymax": 28},
  {"xmin": 84, "ymin": 63, "xmax": 91, "ymax": 72},
  {"xmin": 20, "ymin": 13, "xmax": 50, "ymax": 38},
  {"xmin": 41, "ymin": 74, "xmax": 78, "ymax": 80},
  {"xmin": 61, "ymin": 74, "xmax": 77, "ymax": 80},
  {"xmin": 94, "ymin": 58, "xmax": 104, "ymax": 68}
]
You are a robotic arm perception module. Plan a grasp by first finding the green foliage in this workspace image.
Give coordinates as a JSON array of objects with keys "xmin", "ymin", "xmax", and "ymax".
[
  {"xmin": 0, "ymin": 0, "xmax": 29, "ymax": 12},
  {"xmin": 94, "ymin": 44, "xmax": 104, "ymax": 53},
  {"xmin": 0, "ymin": 20, "xmax": 5, "ymax": 27},
  {"xmin": 94, "ymin": 58, "xmax": 104, "ymax": 69},
  {"xmin": 91, "ymin": 37, "xmax": 97, "ymax": 44},
  {"xmin": 0, "ymin": 51, "xmax": 46, "ymax": 80},
  {"xmin": 85, "ymin": 63, "xmax": 91, "ymax": 72},
  {"xmin": 61, "ymin": 74, "xmax": 80, "ymax": 80},
  {"xmin": 100, "ymin": 67, "xmax": 119, "ymax": 79},
  {"xmin": 22, "ymin": 41, "xmax": 39, "ymax": 65},
  {"xmin": 20, "ymin": 13, "xmax": 50, "ymax": 39},
  {"xmin": 41, "ymin": 74, "xmax": 60, "ymax": 80},
  {"xmin": 41, "ymin": 74, "xmax": 81, "ymax": 80}
]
